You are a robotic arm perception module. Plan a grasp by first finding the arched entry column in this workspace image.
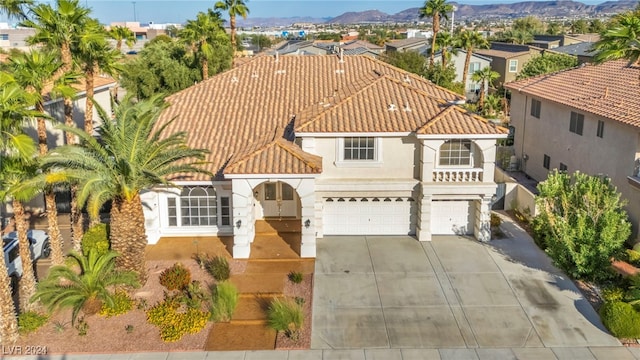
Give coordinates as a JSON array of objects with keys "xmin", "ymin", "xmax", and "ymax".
[{"xmin": 230, "ymin": 177, "xmax": 317, "ymax": 259}]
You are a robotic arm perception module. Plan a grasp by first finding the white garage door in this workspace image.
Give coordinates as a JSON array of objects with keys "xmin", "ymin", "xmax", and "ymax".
[
  {"xmin": 431, "ymin": 200, "xmax": 474, "ymax": 235},
  {"xmin": 323, "ymin": 197, "xmax": 415, "ymax": 235}
]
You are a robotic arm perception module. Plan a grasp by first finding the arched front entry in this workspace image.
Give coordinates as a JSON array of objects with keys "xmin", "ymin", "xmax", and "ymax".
[
  {"xmin": 253, "ymin": 181, "xmax": 301, "ymax": 219},
  {"xmin": 230, "ymin": 178, "xmax": 317, "ymax": 259}
]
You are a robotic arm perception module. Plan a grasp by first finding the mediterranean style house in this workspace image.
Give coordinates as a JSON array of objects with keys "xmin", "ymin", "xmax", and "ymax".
[
  {"xmin": 142, "ymin": 55, "xmax": 508, "ymax": 258},
  {"xmin": 505, "ymin": 60, "xmax": 640, "ymax": 241},
  {"xmin": 435, "ymin": 50, "xmax": 493, "ymax": 100}
]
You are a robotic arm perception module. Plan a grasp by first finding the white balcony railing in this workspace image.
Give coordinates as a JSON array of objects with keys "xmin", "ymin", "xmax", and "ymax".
[{"xmin": 432, "ymin": 168, "xmax": 483, "ymax": 182}]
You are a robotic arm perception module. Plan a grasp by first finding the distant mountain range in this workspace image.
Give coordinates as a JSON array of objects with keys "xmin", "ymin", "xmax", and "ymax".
[{"xmin": 237, "ymin": 0, "xmax": 637, "ymax": 27}]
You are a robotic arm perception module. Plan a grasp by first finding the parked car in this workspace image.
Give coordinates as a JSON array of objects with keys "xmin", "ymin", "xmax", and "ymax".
[{"xmin": 3, "ymin": 230, "xmax": 50, "ymax": 291}]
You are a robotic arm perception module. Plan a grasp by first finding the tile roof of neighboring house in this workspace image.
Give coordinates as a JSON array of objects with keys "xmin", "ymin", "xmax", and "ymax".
[
  {"xmin": 554, "ymin": 42, "xmax": 595, "ymax": 57},
  {"xmin": 475, "ymin": 48, "xmax": 530, "ymax": 59},
  {"xmin": 159, "ymin": 55, "xmax": 504, "ymax": 179},
  {"xmin": 342, "ymin": 40, "xmax": 384, "ymax": 51},
  {"xmin": 71, "ymin": 76, "xmax": 117, "ymax": 93},
  {"xmin": 505, "ymin": 60, "xmax": 640, "ymax": 128},
  {"xmin": 386, "ymin": 37, "xmax": 429, "ymax": 49},
  {"xmin": 342, "ymin": 47, "xmax": 378, "ymax": 56}
]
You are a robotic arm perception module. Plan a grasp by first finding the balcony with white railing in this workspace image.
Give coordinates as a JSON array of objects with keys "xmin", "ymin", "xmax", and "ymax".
[{"xmin": 432, "ymin": 168, "xmax": 484, "ymax": 182}]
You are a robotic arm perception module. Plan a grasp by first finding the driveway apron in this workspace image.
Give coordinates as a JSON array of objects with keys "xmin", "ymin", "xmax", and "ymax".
[{"xmin": 311, "ymin": 221, "xmax": 620, "ymax": 350}]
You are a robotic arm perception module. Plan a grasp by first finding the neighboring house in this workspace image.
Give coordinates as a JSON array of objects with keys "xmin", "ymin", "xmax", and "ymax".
[
  {"xmin": 341, "ymin": 39, "xmax": 385, "ymax": 54},
  {"xmin": 141, "ymin": 55, "xmax": 508, "ymax": 259},
  {"xmin": 505, "ymin": 60, "xmax": 640, "ymax": 241},
  {"xmin": 0, "ymin": 25, "xmax": 35, "ymax": 52},
  {"xmin": 435, "ymin": 49, "xmax": 493, "ymax": 99},
  {"xmin": 475, "ymin": 42, "xmax": 542, "ymax": 86},
  {"xmin": 531, "ymin": 34, "xmax": 599, "ymax": 49},
  {"xmin": 385, "ymin": 37, "xmax": 430, "ymax": 53},
  {"xmin": 554, "ymin": 42, "xmax": 596, "ymax": 64},
  {"xmin": 270, "ymin": 40, "xmax": 329, "ymax": 56}
]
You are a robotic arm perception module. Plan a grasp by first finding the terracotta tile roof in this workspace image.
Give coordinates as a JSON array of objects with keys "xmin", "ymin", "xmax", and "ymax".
[
  {"xmin": 225, "ymin": 138, "xmax": 322, "ymax": 174},
  {"xmin": 71, "ymin": 75, "xmax": 117, "ymax": 92},
  {"xmin": 505, "ymin": 60, "xmax": 640, "ymax": 128},
  {"xmin": 417, "ymin": 106, "xmax": 509, "ymax": 135},
  {"xmin": 159, "ymin": 55, "xmax": 502, "ymax": 178}
]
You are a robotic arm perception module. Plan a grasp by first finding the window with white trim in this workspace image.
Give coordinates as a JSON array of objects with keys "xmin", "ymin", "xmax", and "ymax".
[
  {"xmin": 509, "ymin": 59, "xmax": 518, "ymax": 73},
  {"xmin": 343, "ymin": 137, "xmax": 376, "ymax": 161},
  {"xmin": 469, "ymin": 62, "xmax": 481, "ymax": 74},
  {"xmin": 166, "ymin": 186, "xmax": 230, "ymax": 227},
  {"xmin": 439, "ymin": 139, "xmax": 472, "ymax": 166}
]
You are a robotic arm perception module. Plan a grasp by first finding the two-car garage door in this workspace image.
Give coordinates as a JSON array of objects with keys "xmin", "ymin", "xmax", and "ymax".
[{"xmin": 323, "ymin": 197, "xmax": 416, "ymax": 235}]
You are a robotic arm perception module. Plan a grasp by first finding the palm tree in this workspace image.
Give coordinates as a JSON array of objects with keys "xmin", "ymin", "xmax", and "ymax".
[
  {"xmin": 0, "ymin": 72, "xmax": 39, "ymax": 344},
  {"xmin": 180, "ymin": 9, "xmax": 228, "ymax": 80},
  {"xmin": 435, "ymin": 31, "xmax": 457, "ymax": 64},
  {"xmin": 108, "ymin": 25, "xmax": 136, "ymax": 53},
  {"xmin": 8, "ymin": 50, "xmax": 76, "ymax": 266},
  {"xmin": 41, "ymin": 96, "xmax": 211, "ymax": 281},
  {"xmin": 459, "ymin": 30, "xmax": 489, "ymax": 91},
  {"xmin": 471, "ymin": 66, "xmax": 500, "ymax": 110},
  {"xmin": 23, "ymin": 0, "xmax": 93, "ymax": 248},
  {"xmin": 33, "ymin": 250, "xmax": 139, "ymax": 324},
  {"xmin": 214, "ymin": 0, "xmax": 250, "ymax": 56},
  {"xmin": 593, "ymin": 12, "xmax": 640, "ymax": 66},
  {"xmin": 0, "ymin": 0, "xmax": 33, "ymax": 20},
  {"xmin": 546, "ymin": 21, "xmax": 563, "ymax": 35},
  {"xmin": 419, "ymin": 0, "xmax": 454, "ymax": 65}
]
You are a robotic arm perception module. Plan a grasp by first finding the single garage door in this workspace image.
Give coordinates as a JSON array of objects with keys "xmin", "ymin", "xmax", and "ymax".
[
  {"xmin": 323, "ymin": 197, "xmax": 415, "ymax": 235},
  {"xmin": 431, "ymin": 200, "xmax": 474, "ymax": 235}
]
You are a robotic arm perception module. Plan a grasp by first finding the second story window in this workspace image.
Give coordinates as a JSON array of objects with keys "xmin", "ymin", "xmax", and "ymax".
[
  {"xmin": 597, "ymin": 120, "xmax": 604, "ymax": 138},
  {"xmin": 543, "ymin": 154, "xmax": 550, "ymax": 170},
  {"xmin": 570, "ymin": 111, "xmax": 584, "ymax": 135},
  {"xmin": 344, "ymin": 137, "xmax": 376, "ymax": 161},
  {"xmin": 469, "ymin": 62, "xmax": 481, "ymax": 76},
  {"xmin": 439, "ymin": 139, "xmax": 472, "ymax": 166},
  {"xmin": 530, "ymin": 99, "xmax": 541, "ymax": 118},
  {"xmin": 509, "ymin": 59, "xmax": 518, "ymax": 73}
]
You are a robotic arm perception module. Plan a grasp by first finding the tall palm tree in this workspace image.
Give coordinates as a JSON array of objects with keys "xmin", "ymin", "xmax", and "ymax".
[
  {"xmin": 108, "ymin": 25, "xmax": 136, "ymax": 53},
  {"xmin": 180, "ymin": 9, "xmax": 229, "ymax": 80},
  {"xmin": 419, "ymin": 0, "xmax": 454, "ymax": 65},
  {"xmin": 214, "ymin": 0, "xmax": 250, "ymax": 56},
  {"xmin": 23, "ymin": 0, "xmax": 93, "ymax": 248},
  {"xmin": 8, "ymin": 50, "xmax": 76, "ymax": 266},
  {"xmin": 459, "ymin": 30, "xmax": 489, "ymax": 90},
  {"xmin": 471, "ymin": 66, "xmax": 500, "ymax": 110},
  {"xmin": 593, "ymin": 11, "xmax": 640, "ymax": 66},
  {"xmin": 41, "ymin": 96, "xmax": 211, "ymax": 281},
  {"xmin": 0, "ymin": 72, "xmax": 39, "ymax": 343}
]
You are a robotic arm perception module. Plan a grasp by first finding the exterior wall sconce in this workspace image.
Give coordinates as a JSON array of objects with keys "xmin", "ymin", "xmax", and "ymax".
[
  {"xmin": 236, "ymin": 219, "xmax": 242, "ymax": 229},
  {"xmin": 304, "ymin": 219, "xmax": 311, "ymax": 228}
]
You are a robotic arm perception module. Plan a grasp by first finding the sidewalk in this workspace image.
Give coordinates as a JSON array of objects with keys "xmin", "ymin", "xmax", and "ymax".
[{"xmin": 5, "ymin": 347, "xmax": 640, "ymax": 360}]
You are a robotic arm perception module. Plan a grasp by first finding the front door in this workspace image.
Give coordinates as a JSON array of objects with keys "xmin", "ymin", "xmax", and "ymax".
[{"xmin": 262, "ymin": 182, "xmax": 297, "ymax": 218}]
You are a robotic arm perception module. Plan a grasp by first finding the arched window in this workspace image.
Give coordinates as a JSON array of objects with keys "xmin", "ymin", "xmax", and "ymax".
[
  {"xmin": 167, "ymin": 186, "xmax": 229, "ymax": 227},
  {"xmin": 439, "ymin": 139, "xmax": 472, "ymax": 166}
]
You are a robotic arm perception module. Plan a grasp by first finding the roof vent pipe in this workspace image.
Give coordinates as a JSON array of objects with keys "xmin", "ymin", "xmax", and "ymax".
[
  {"xmin": 275, "ymin": 51, "xmax": 279, "ymax": 63},
  {"xmin": 339, "ymin": 48, "xmax": 344, "ymax": 63}
]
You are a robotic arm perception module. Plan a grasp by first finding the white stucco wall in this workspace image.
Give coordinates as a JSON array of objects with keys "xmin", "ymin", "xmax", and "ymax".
[{"xmin": 511, "ymin": 92, "xmax": 640, "ymax": 240}]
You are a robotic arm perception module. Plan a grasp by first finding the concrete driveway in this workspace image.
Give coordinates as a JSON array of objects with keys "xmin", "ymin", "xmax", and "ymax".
[{"xmin": 311, "ymin": 217, "xmax": 621, "ymax": 350}]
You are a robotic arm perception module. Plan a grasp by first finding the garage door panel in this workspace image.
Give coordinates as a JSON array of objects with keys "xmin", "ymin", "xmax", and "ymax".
[
  {"xmin": 431, "ymin": 200, "xmax": 474, "ymax": 235},
  {"xmin": 323, "ymin": 197, "xmax": 415, "ymax": 235}
]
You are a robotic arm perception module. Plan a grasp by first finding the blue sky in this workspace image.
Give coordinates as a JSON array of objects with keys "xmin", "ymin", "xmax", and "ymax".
[{"xmin": 1, "ymin": 0, "xmax": 610, "ymax": 25}]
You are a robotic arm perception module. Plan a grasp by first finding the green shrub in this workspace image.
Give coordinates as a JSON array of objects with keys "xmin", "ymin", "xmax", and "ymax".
[
  {"xmin": 633, "ymin": 242, "xmax": 640, "ymax": 253},
  {"xmin": 267, "ymin": 297, "xmax": 304, "ymax": 341},
  {"xmin": 183, "ymin": 281, "xmax": 207, "ymax": 309},
  {"xmin": 627, "ymin": 249, "xmax": 640, "ymax": 266},
  {"xmin": 210, "ymin": 281, "xmax": 239, "ymax": 322},
  {"xmin": 599, "ymin": 301, "xmax": 640, "ymax": 338},
  {"xmin": 147, "ymin": 297, "xmax": 209, "ymax": 342},
  {"xmin": 288, "ymin": 271, "xmax": 303, "ymax": 284},
  {"xmin": 490, "ymin": 213, "xmax": 502, "ymax": 228},
  {"xmin": 601, "ymin": 286, "xmax": 625, "ymax": 303},
  {"xmin": 81, "ymin": 224, "xmax": 110, "ymax": 256},
  {"xmin": 100, "ymin": 290, "xmax": 134, "ymax": 317},
  {"xmin": 18, "ymin": 311, "xmax": 49, "ymax": 334},
  {"xmin": 159, "ymin": 263, "xmax": 191, "ymax": 291},
  {"xmin": 205, "ymin": 256, "xmax": 230, "ymax": 281},
  {"xmin": 533, "ymin": 171, "xmax": 631, "ymax": 282}
]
